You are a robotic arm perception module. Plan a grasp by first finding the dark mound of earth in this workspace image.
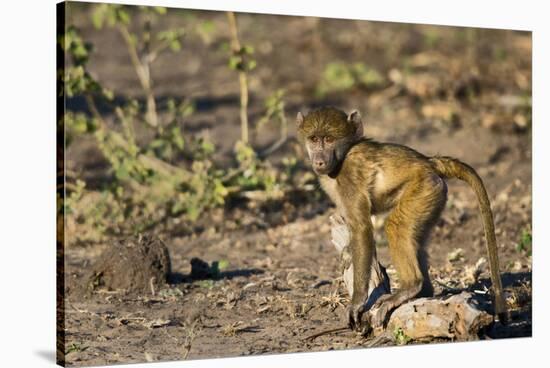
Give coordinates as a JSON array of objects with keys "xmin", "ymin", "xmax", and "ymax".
[{"xmin": 87, "ymin": 235, "xmax": 171, "ymax": 295}]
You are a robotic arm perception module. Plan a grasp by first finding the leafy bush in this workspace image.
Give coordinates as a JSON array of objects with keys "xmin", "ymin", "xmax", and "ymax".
[
  {"xmin": 317, "ymin": 61, "xmax": 385, "ymax": 96},
  {"xmin": 59, "ymin": 5, "xmax": 305, "ymax": 245},
  {"xmin": 59, "ymin": 6, "xmax": 230, "ymax": 244}
]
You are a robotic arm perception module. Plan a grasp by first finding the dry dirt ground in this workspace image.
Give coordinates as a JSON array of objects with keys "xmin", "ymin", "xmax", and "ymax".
[{"xmin": 62, "ymin": 4, "xmax": 532, "ymax": 366}]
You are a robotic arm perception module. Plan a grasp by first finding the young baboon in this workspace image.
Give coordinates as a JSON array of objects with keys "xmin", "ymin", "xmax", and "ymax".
[{"xmin": 297, "ymin": 106, "xmax": 506, "ymax": 333}]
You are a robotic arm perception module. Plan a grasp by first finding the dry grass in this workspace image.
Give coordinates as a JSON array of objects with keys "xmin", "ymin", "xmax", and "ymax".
[{"xmin": 320, "ymin": 289, "xmax": 348, "ymax": 312}]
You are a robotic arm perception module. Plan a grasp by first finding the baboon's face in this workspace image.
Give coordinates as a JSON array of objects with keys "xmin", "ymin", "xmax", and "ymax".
[
  {"xmin": 296, "ymin": 107, "xmax": 363, "ymax": 176},
  {"xmin": 304, "ymin": 134, "xmax": 338, "ymax": 175}
]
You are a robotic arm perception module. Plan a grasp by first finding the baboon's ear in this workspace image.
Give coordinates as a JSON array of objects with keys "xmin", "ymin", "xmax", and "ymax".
[
  {"xmin": 348, "ymin": 110, "xmax": 364, "ymax": 137},
  {"xmin": 296, "ymin": 112, "xmax": 305, "ymax": 128}
]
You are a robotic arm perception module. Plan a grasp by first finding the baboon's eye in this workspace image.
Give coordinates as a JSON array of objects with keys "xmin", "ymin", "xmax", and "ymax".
[
  {"xmin": 309, "ymin": 136, "xmax": 320, "ymax": 143},
  {"xmin": 324, "ymin": 136, "xmax": 334, "ymax": 144}
]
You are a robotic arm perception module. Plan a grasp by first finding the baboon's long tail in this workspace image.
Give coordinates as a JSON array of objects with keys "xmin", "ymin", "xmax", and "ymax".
[{"xmin": 430, "ymin": 156, "xmax": 507, "ymax": 323}]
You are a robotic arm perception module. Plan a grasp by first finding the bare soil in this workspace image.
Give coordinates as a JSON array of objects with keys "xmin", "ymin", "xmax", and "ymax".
[{"xmin": 62, "ymin": 4, "xmax": 532, "ymax": 366}]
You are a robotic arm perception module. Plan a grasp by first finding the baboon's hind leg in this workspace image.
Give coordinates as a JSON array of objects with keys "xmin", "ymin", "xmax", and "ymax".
[{"xmin": 368, "ymin": 176, "xmax": 447, "ymax": 328}]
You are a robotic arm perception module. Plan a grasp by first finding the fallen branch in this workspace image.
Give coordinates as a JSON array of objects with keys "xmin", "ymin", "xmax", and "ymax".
[{"xmin": 385, "ymin": 292, "xmax": 493, "ymax": 342}]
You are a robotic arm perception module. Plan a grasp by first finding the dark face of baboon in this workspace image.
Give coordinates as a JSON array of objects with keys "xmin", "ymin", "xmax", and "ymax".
[{"xmin": 296, "ymin": 107, "xmax": 363, "ymax": 175}]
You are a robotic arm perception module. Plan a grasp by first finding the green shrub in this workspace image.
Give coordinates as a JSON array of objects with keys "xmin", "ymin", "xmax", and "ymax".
[
  {"xmin": 317, "ymin": 61, "xmax": 384, "ymax": 96},
  {"xmin": 59, "ymin": 5, "xmax": 304, "ymax": 245}
]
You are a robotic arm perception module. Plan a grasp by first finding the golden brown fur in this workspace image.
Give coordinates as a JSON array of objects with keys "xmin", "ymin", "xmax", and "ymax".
[{"xmin": 297, "ymin": 106, "xmax": 507, "ymax": 332}]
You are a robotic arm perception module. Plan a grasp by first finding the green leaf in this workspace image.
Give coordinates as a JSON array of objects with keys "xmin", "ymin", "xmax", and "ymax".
[
  {"xmin": 179, "ymin": 101, "xmax": 195, "ymax": 117},
  {"xmin": 217, "ymin": 259, "xmax": 230, "ymax": 270},
  {"xmin": 149, "ymin": 139, "xmax": 165, "ymax": 149},
  {"xmin": 153, "ymin": 7, "xmax": 167, "ymax": 15},
  {"xmin": 197, "ymin": 20, "xmax": 216, "ymax": 44},
  {"xmin": 102, "ymin": 88, "xmax": 114, "ymax": 101},
  {"xmin": 228, "ymin": 56, "xmax": 241, "ymax": 70},
  {"xmin": 91, "ymin": 4, "xmax": 108, "ymax": 29},
  {"xmin": 242, "ymin": 45, "xmax": 254, "ymax": 55},
  {"xmin": 187, "ymin": 205, "xmax": 199, "ymax": 221},
  {"xmin": 169, "ymin": 40, "xmax": 181, "ymax": 52},
  {"xmin": 116, "ymin": 8, "xmax": 131, "ymax": 25},
  {"xmin": 393, "ymin": 327, "xmax": 412, "ymax": 345},
  {"xmin": 324, "ymin": 62, "xmax": 354, "ymax": 89},
  {"xmin": 115, "ymin": 164, "xmax": 130, "ymax": 181},
  {"xmin": 170, "ymin": 126, "xmax": 184, "ymax": 150},
  {"xmin": 352, "ymin": 63, "xmax": 384, "ymax": 88},
  {"xmin": 198, "ymin": 20, "xmax": 215, "ymax": 34},
  {"xmin": 166, "ymin": 99, "xmax": 176, "ymax": 112},
  {"xmin": 201, "ymin": 140, "xmax": 215, "ymax": 155}
]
